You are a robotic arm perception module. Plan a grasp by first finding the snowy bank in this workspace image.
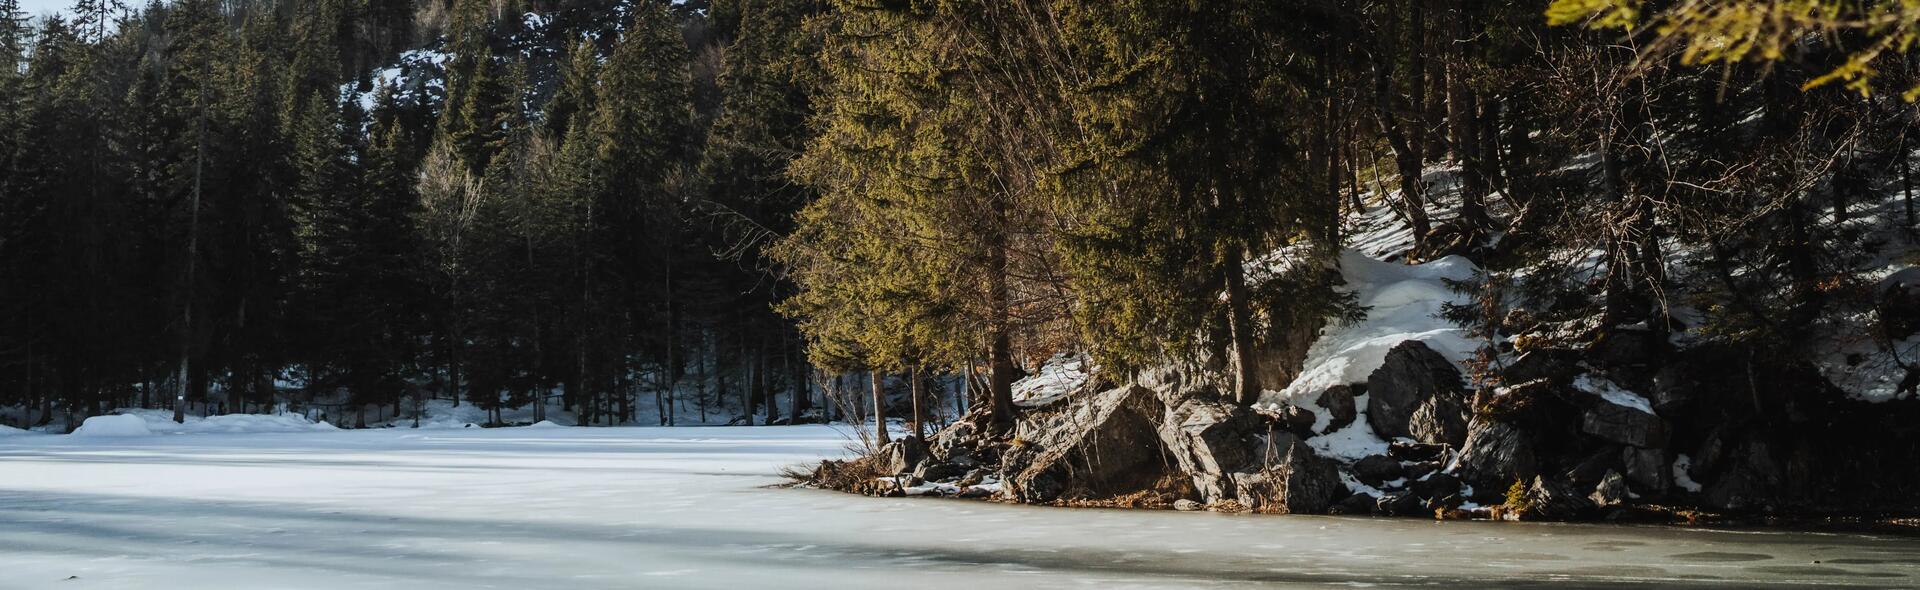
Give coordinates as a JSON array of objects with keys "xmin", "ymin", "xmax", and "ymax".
[{"xmin": 1263, "ymin": 249, "xmax": 1479, "ymax": 410}]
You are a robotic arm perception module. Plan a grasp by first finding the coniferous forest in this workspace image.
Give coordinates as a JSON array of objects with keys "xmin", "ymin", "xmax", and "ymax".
[{"xmin": 4, "ymin": 0, "xmax": 1920, "ymax": 519}]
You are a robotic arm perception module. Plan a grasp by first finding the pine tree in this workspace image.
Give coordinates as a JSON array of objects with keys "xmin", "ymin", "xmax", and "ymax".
[{"xmin": 1048, "ymin": 0, "xmax": 1335, "ymax": 406}]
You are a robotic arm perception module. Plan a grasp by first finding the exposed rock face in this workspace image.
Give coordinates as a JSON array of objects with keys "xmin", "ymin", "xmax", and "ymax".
[
  {"xmin": 876, "ymin": 437, "xmax": 928, "ymax": 475},
  {"xmin": 1454, "ymin": 419, "xmax": 1537, "ymax": 500},
  {"xmin": 1003, "ymin": 385, "xmax": 1170, "ymax": 503},
  {"xmin": 1581, "ymin": 402, "xmax": 1667, "ymax": 448},
  {"xmin": 1408, "ymin": 472, "xmax": 1464, "ymax": 507},
  {"xmin": 1158, "ymin": 396, "xmax": 1266, "ymax": 502},
  {"xmin": 1503, "ymin": 348, "xmax": 1581, "ymax": 384},
  {"xmin": 1409, "ymin": 395, "xmax": 1469, "ymax": 448},
  {"xmin": 1524, "ymin": 476, "xmax": 1595, "ymax": 520},
  {"xmin": 1620, "ymin": 446, "xmax": 1670, "ymax": 494},
  {"xmin": 1366, "ymin": 341, "xmax": 1466, "ymax": 440},
  {"xmin": 1590, "ymin": 470, "xmax": 1629, "ymax": 507},
  {"xmin": 1227, "ymin": 437, "xmax": 1344, "ymax": 514},
  {"xmin": 1352, "ymin": 454, "xmax": 1404, "ymax": 486},
  {"xmin": 1701, "ymin": 436, "xmax": 1784, "ymax": 511},
  {"xmin": 1276, "ymin": 405, "xmax": 1318, "ymax": 438}
]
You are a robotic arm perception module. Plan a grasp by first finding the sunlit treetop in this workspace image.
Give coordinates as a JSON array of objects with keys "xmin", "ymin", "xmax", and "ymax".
[{"xmin": 1547, "ymin": 0, "xmax": 1920, "ymax": 99}]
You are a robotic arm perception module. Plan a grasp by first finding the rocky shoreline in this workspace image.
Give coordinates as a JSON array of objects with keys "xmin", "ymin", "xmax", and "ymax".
[{"xmin": 798, "ymin": 333, "xmax": 1920, "ymax": 526}]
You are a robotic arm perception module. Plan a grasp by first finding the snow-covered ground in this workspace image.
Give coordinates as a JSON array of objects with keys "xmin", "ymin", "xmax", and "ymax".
[{"xmin": 3, "ymin": 426, "xmax": 1918, "ymax": 589}]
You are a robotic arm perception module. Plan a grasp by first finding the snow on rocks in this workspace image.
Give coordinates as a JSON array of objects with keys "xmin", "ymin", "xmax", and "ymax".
[
  {"xmin": 1672, "ymin": 454, "xmax": 1705, "ymax": 493},
  {"xmin": 1261, "ymin": 249, "xmax": 1478, "ymax": 411},
  {"xmin": 1305, "ymin": 394, "xmax": 1393, "ymax": 464},
  {"xmin": 0, "ymin": 423, "xmax": 38, "ymax": 436},
  {"xmin": 1572, "ymin": 374, "xmax": 1655, "ymax": 415},
  {"xmin": 71, "ymin": 414, "xmax": 153, "ymax": 437},
  {"xmin": 1012, "ymin": 351, "xmax": 1092, "ymax": 407}
]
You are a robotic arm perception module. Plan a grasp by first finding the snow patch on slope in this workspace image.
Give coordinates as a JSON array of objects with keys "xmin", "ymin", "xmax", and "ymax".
[
  {"xmin": 1262, "ymin": 249, "xmax": 1480, "ymax": 408},
  {"xmin": 1573, "ymin": 374, "xmax": 1655, "ymax": 415},
  {"xmin": 1013, "ymin": 352, "xmax": 1093, "ymax": 407},
  {"xmin": 1306, "ymin": 393, "xmax": 1392, "ymax": 463}
]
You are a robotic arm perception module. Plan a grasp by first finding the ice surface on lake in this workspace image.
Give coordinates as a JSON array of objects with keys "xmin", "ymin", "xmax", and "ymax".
[{"xmin": 3, "ymin": 425, "xmax": 1918, "ymax": 589}]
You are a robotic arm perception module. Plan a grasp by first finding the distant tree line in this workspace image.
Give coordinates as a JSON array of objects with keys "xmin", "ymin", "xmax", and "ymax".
[{"xmin": 0, "ymin": 0, "xmax": 827, "ymax": 428}]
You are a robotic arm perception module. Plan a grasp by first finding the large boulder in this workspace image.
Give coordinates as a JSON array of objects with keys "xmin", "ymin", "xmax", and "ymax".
[
  {"xmin": 1351, "ymin": 454, "xmax": 1404, "ymax": 487},
  {"xmin": 1408, "ymin": 395, "xmax": 1469, "ymax": 448},
  {"xmin": 1226, "ymin": 437, "xmax": 1345, "ymax": 514},
  {"xmin": 1581, "ymin": 402, "xmax": 1667, "ymax": 448},
  {"xmin": 1003, "ymin": 385, "xmax": 1169, "ymax": 503},
  {"xmin": 1701, "ymin": 435, "xmax": 1784, "ymax": 511},
  {"xmin": 1366, "ymin": 340, "xmax": 1466, "ymax": 440},
  {"xmin": 1620, "ymin": 446, "xmax": 1670, "ymax": 494},
  {"xmin": 1521, "ymin": 475, "xmax": 1595, "ymax": 520},
  {"xmin": 1158, "ymin": 396, "xmax": 1266, "ymax": 502},
  {"xmin": 875, "ymin": 436, "xmax": 930, "ymax": 475},
  {"xmin": 1453, "ymin": 418, "xmax": 1538, "ymax": 500},
  {"xmin": 1502, "ymin": 348, "xmax": 1582, "ymax": 385}
]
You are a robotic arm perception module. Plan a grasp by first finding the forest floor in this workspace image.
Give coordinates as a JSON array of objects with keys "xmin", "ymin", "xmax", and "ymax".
[{"xmin": 2, "ymin": 425, "xmax": 1919, "ymax": 589}]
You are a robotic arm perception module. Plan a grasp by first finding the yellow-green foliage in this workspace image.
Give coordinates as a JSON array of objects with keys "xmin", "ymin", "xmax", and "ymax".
[
  {"xmin": 1547, "ymin": 0, "xmax": 1920, "ymax": 98},
  {"xmin": 1503, "ymin": 478, "xmax": 1534, "ymax": 514}
]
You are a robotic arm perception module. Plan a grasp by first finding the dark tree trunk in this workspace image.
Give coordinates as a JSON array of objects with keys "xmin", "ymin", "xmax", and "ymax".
[
  {"xmin": 1226, "ymin": 246, "xmax": 1260, "ymax": 406},
  {"xmin": 870, "ymin": 371, "xmax": 890, "ymax": 446}
]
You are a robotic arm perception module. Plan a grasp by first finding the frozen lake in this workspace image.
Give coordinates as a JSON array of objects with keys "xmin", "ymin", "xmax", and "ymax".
[{"xmin": 2, "ymin": 425, "xmax": 1917, "ymax": 589}]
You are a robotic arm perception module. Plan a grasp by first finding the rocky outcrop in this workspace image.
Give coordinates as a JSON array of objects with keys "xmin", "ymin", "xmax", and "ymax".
[
  {"xmin": 1003, "ymin": 385, "xmax": 1171, "ymax": 503},
  {"xmin": 1580, "ymin": 402, "xmax": 1666, "ymax": 448},
  {"xmin": 1159, "ymin": 395, "xmax": 1266, "ymax": 502},
  {"xmin": 1454, "ymin": 419, "xmax": 1537, "ymax": 500},
  {"xmin": 875, "ymin": 436, "xmax": 929, "ymax": 475},
  {"xmin": 1227, "ymin": 436, "xmax": 1345, "ymax": 514},
  {"xmin": 1366, "ymin": 341, "xmax": 1467, "ymax": 440},
  {"xmin": 1409, "ymin": 395, "xmax": 1469, "ymax": 447}
]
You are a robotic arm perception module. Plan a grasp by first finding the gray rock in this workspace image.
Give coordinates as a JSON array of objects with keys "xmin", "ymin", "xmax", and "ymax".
[
  {"xmin": 1004, "ymin": 385, "xmax": 1167, "ymax": 503},
  {"xmin": 876, "ymin": 437, "xmax": 929, "ymax": 475},
  {"xmin": 1581, "ymin": 402, "xmax": 1667, "ymax": 448},
  {"xmin": 1620, "ymin": 446, "xmax": 1670, "ymax": 494},
  {"xmin": 912, "ymin": 459, "xmax": 965, "ymax": 483},
  {"xmin": 1402, "ymin": 461, "xmax": 1439, "ymax": 482},
  {"xmin": 1352, "ymin": 454, "xmax": 1404, "ymax": 486},
  {"xmin": 1173, "ymin": 499, "xmax": 1204, "ymax": 512},
  {"xmin": 1562, "ymin": 446, "xmax": 1622, "ymax": 487},
  {"xmin": 1503, "ymin": 348, "xmax": 1582, "ymax": 384},
  {"xmin": 1366, "ymin": 341, "xmax": 1466, "ymax": 440},
  {"xmin": 1375, "ymin": 491, "xmax": 1426, "ymax": 516},
  {"xmin": 1525, "ymin": 475, "xmax": 1595, "ymax": 520},
  {"xmin": 1590, "ymin": 470, "xmax": 1629, "ymax": 507},
  {"xmin": 1702, "ymin": 436, "xmax": 1783, "ymax": 511},
  {"xmin": 1454, "ymin": 418, "xmax": 1538, "ymax": 501},
  {"xmin": 1315, "ymin": 384, "xmax": 1359, "ymax": 433},
  {"xmin": 1227, "ymin": 438, "xmax": 1344, "ymax": 514},
  {"xmin": 1331, "ymin": 492, "xmax": 1378, "ymax": 515},
  {"xmin": 1388, "ymin": 441, "xmax": 1447, "ymax": 462},
  {"xmin": 1277, "ymin": 404, "xmax": 1318, "ymax": 438},
  {"xmin": 1408, "ymin": 394, "xmax": 1470, "ymax": 447},
  {"xmin": 1158, "ymin": 396, "xmax": 1266, "ymax": 503},
  {"xmin": 1409, "ymin": 472, "xmax": 1464, "ymax": 505},
  {"xmin": 1648, "ymin": 363, "xmax": 1698, "ymax": 416}
]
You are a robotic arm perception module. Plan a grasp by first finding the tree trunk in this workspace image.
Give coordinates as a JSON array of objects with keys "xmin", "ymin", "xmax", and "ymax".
[
  {"xmin": 1447, "ymin": 0, "xmax": 1490, "ymax": 233},
  {"xmin": 1225, "ymin": 246, "xmax": 1260, "ymax": 406},
  {"xmin": 870, "ymin": 371, "xmax": 890, "ymax": 445},
  {"xmin": 909, "ymin": 366, "xmax": 926, "ymax": 440}
]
